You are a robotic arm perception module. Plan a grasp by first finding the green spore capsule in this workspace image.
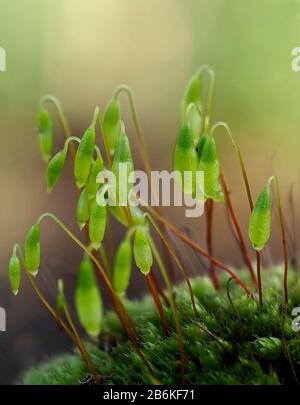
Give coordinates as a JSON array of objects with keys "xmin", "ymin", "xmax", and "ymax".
[
  {"xmin": 56, "ymin": 279, "xmax": 65, "ymax": 315},
  {"xmin": 248, "ymin": 183, "xmax": 271, "ymax": 251},
  {"xmin": 76, "ymin": 189, "xmax": 89, "ymax": 230},
  {"xmin": 112, "ymin": 126, "xmax": 134, "ymax": 205},
  {"xmin": 113, "ymin": 238, "xmax": 132, "ymax": 298},
  {"xmin": 24, "ymin": 223, "xmax": 41, "ymax": 277},
  {"xmin": 89, "ymin": 198, "xmax": 107, "ymax": 250},
  {"xmin": 173, "ymin": 122, "xmax": 198, "ymax": 195},
  {"xmin": 74, "ymin": 107, "xmax": 98, "ymax": 189},
  {"xmin": 47, "ymin": 148, "xmax": 67, "ymax": 192},
  {"xmin": 86, "ymin": 154, "xmax": 104, "ymax": 197},
  {"xmin": 133, "ymin": 228, "xmax": 153, "ymax": 276},
  {"xmin": 38, "ymin": 108, "xmax": 54, "ymax": 162},
  {"xmin": 103, "ymin": 98, "xmax": 121, "ymax": 155},
  {"xmin": 8, "ymin": 248, "xmax": 21, "ymax": 295},
  {"xmin": 75, "ymin": 255, "xmax": 102, "ymax": 337},
  {"xmin": 185, "ymin": 103, "xmax": 202, "ymax": 146},
  {"xmin": 198, "ymin": 134, "xmax": 224, "ymax": 202}
]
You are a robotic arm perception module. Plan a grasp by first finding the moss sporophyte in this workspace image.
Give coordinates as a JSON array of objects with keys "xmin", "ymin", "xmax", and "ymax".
[{"xmin": 8, "ymin": 67, "xmax": 299, "ymax": 385}]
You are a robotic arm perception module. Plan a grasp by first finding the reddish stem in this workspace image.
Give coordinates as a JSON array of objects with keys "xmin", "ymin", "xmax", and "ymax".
[
  {"xmin": 144, "ymin": 206, "xmax": 252, "ymax": 297},
  {"xmin": 151, "ymin": 271, "xmax": 170, "ymax": 308},
  {"xmin": 220, "ymin": 173, "xmax": 257, "ymax": 286},
  {"xmin": 205, "ymin": 199, "xmax": 220, "ymax": 289},
  {"xmin": 146, "ymin": 273, "xmax": 171, "ymax": 335},
  {"xmin": 256, "ymin": 251, "xmax": 263, "ymax": 305}
]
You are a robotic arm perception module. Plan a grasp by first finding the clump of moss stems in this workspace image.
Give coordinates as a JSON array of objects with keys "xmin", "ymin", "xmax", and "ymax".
[{"xmin": 8, "ymin": 66, "xmax": 295, "ymax": 385}]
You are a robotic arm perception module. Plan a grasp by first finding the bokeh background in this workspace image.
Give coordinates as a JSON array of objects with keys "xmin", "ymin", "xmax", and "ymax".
[{"xmin": 1, "ymin": 0, "xmax": 300, "ymax": 384}]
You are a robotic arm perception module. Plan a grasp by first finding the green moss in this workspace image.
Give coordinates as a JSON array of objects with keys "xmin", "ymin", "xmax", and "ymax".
[{"xmin": 22, "ymin": 268, "xmax": 300, "ymax": 385}]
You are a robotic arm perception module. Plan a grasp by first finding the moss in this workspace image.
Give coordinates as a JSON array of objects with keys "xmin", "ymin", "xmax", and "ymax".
[{"xmin": 22, "ymin": 268, "xmax": 300, "ymax": 385}]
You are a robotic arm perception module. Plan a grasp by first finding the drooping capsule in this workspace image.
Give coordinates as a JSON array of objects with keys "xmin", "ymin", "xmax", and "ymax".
[
  {"xmin": 198, "ymin": 134, "xmax": 224, "ymax": 202},
  {"xmin": 89, "ymin": 198, "xmax": 107, "ymax": 250},
  {"xmin": 184, "ymin": 103, "xmax": 202, "ymax": 146},
  {"xmin": 47, "ymin": 148, "xmax": 67, "ymax": 192},
  {"xmin": 86, "ymin": 154, "xmax": 104, "ymax": 197},
  {"xmin": 56, "ymin": 278, "xmax": 66, "ymax": 316},
  {"xmin": 75, "ymin": 255, "xmax": 102, "ymax": 337},
  {"xmin": 173, "ymin": 122, "xmax": 198, "ymax": 195},
  {"xmin": 111, "ymin": 125, "xmax": 134, "ymax": 205},
  {"xmin": 248, "ymin": 183, "xmax": 271, "ymax": 251},
  {"xmin": 38, "ymin": 108, "xmax": 54, "ymax": 162},
  {"xmin": 113, "ymin": 238, "xmax": 132, "ymax": 298},
  {"xmin": 133, "ymin": 228, "xmax": 153, "ymax": 276},
  {"xmin": 24, "ymin": 223, "xmax": 41, "ymax": 277},
  {"xmin": 8, "ymin": 247, "xmax": 21, "ymax": 295},
  {"xmin": 74, "ymin": 107, "xmax": 98, "ymax": 189},
  {"xmin": 103, "ymin": 98, "xmax": 121, "ymax": 155},
  {"xmin": 76, "ymin": 189, "xmax": 89, "ymax": 230}
]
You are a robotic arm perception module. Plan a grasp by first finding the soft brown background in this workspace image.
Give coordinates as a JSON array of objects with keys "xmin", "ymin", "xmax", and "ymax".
[{"xmin": 1, "ymin": 0, "xmax": 300, "ymax": 384}]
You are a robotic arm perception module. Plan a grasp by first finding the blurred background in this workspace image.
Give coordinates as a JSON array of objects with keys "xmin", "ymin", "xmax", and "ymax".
[{"xmin": 1, "ymin": 0, "xmax": 300, "ymax": 384}]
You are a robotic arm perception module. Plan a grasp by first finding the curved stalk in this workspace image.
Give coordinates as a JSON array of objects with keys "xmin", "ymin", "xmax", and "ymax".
[
  {"xmin": 143, "ymin": 205, "xmax": 252, "ymax": 296},
  {"xmin": 268, "ymin": 176, "xmax": 289, "ymax": 304},
  {"xmin": 146, "ymin": 213, "xmax": 199, "ymax": 317},
  {"xmin": 113, "ymin": 85, "xmax": 176, "ymax": 281},
  {"xmin": 16, "ymin": 246, "xmax": 100, "ymax": 382},
  {"xmin": 40, "ymin": 95, "xmax": 75, "ymax": 158},
  {"xmin": 36, "ymin": 213, "xmax": 156, "ymax": 379}
]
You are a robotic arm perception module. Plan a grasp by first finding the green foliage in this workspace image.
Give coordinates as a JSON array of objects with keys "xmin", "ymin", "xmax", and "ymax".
[
  {"xmin": 133, "ymin": 228, "xmax": 153, "ymax": 275},
  {"xmin": 47, "ymin": 149, "xmax": 67, "ymax": 192},
  {"xmin": 248, "ymin": 183, "xmax": 271, "ymax": 251},
  {"xmin": 88, "ymin": 198, "xmax": 107, "ymax": 250},
  {"xmin": 76, "ymin": 189, "xmax": 89, "ymax": 230},
  {"xmin": 38, "ymin": 108, "xmax": 54, "ymax": 162},
  {"xmin": 113, "ymin": 238, "xmax": 132, "ymax": 298},
  {"xmin": 75, "ymin": 256, "xmax": 103, "ymax": 338},
  {"xmin": 24, "ymin": 223, "xmax": 40, "ymax": 277},
  {"xmin": 8, "ymin": 247, "xmax": 21, "ymax": 295},
  {"xmin": 74, "ymin": 108, "xmax": 98, "ymax": 189},
  {"xmin": 22, "ymin": 269, "xmax": 300, "ymax": 385},
  {"xmin": 173, "ymin": 122, "xmax": 198, "ymax": 196},
  {"xmin": 103, "ymin": 98, "xmax": 121, "ymax": 155}
]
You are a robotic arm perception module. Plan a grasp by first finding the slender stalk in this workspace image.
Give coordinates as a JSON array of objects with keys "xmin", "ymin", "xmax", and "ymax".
[
  {"xmin": 146, "ymin": 214, "xmax": 199, "ymax": 317},
  {"xmin": 40, "ymin": 95, "xmax": 75, "ymax": 158},
  {"xmin": 269, "ymin": 176, "xmax": 289, "ymax": 304},
  {"xmin": 220, "ymin": 172, "xmax": 257, "ymax": 285},
  {"xmin": 146, "ymin": 273, "xmax": 171, "ymax": 335},
  {"xmin": 16, "ymin": 245, "xmax": 101, "ymax": 382},
  {"xmin": 209, "ymin": 123, "xmax": 256, "ymax": 284},
  {"xmin": 197, "ymin": 66, "xmax": 215, "ymax": 128},
  {"xmin": 256, "ymin": 251, "xmax": 262, "ymax": 305},
  {"xmin": 205, "ymin": 199, "xmax": 219, "ymax": 289},
  {"xmin": 64, "ymin": 303, "xmax": 100, "ymax": 382},
  {"xmin": 37, "ymin": 213, "xmax": 155, "ymax": 379},
  {"xmin": 27, "ymin": 273, "xmax": 100, "ymax": 382},
  {"xmin": 144, "ymin": 205, "xmax": 252, "ymax": 296},
  {"xmin": 149, "ymin": 237, "xmax": 185, "ymax": 384},
  {"xmin": 150, "ymin": 271, "xmax": 170, "ymax": 308},
  {"xmin": 210, "ymin": 122, "xmax": 254, "ymax": 210},
  {"xmin": 113, "ymin": 85, "xmax": 176, "ymax": 282}
]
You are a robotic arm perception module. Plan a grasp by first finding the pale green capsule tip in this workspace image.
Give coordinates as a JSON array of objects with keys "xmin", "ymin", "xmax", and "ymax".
[
  {"xmin": 29, "ymin": 269, "xmax": 38, "ymax": 277},
  {"xmin": 92, "ymin": 242, "xmax": 101, "ymax": 251},
  {"xmin": 78, "ymin": 222, "xmax": 86, "ymax": 231},
  {"xmin": 12, "ymin": 289, "xmax": 19, "ymax": 296}
]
